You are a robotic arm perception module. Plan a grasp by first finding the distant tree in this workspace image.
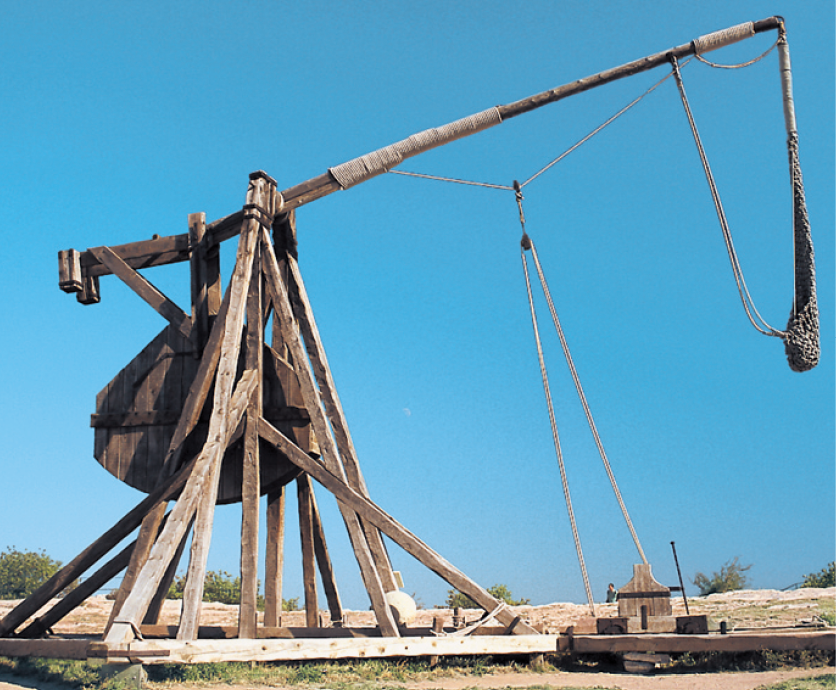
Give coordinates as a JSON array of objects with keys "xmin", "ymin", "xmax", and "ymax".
[
  {"xmin": 282, "ymin": 596, "xmax": 300, "ymax": 612},
  {"xmin": 801, "ymin": 562, "xmax": 835, "ymax": 588},
  {"xmin": 443, "ymin": 584, "xmax": 530, "ymax": 609},
  {"xmin": 693, "ymin": 557, "xmax": 752, "ymax": 595},
  {"xmin": 0, "ymin": 547, "xmax": 65, "ymax": 599},
  {"xmin": 166, "ymin": 570, "xmax": 299, "ymax": 611}
]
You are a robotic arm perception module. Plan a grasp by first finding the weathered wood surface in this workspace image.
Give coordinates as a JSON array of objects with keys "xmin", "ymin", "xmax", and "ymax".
[
  {"xmin": 0, "ymin": 639, "xmax": 92, "ymax": 660},
  {"xmin": 99, "ymin": 634, "xmax": 561, "ymax": 664},
  {"xmin": 259, "ymin": 232, "xmax": 399, "ymax": 638},
  {"xmin": 617, "ymin": 564, "xmax": 672, "ymax": 618},
  {"xmin": 259, "ymin": 418, "xmax": 537, "ymax": 635},
  {"xmin": 310, "ymin": 487, "xmax": 344, "ymax": 625},
  {"xmin": 239, "ymin": 245, "xmax": 263, "ymax": 639},
  {"xmin": 90, "ymin": 246, "xmax": 193, "ymax": 340},
  {"xmin": 263, "ymin": 486, "xmax": 286, "ymax": 628},
  {"xmin": 92, "ymin": 333, "xmax": 300, "ymax": 503},
  {"xmin": 297, "ymin": 475, "xmax": 319, "ymax": 629},
  {"xmin": 565, "ymin": 630, "xmax": 835, "ymax": 654}
]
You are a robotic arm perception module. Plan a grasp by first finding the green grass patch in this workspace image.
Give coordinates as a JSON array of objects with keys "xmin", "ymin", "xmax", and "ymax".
[{"xmin": 755, "ymin": 673, "xmax": 835, "ymax": 690}]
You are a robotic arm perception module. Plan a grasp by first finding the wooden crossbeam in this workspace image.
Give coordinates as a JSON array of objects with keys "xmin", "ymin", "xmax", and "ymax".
[
  {"xmin": 89, "ymin": 246, "xmax": 193, "ymax": 340},
  {"xmin": 258, "ymin": 418, "xmax": 537, "ymax": 635}
]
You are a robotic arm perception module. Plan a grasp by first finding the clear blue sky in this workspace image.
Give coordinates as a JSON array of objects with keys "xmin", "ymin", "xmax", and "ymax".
[{"xmin": 1, "ymin": 1, "xmax": 833, "ymax": 611}]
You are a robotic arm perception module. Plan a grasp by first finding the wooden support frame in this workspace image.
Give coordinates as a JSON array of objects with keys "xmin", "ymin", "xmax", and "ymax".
[{"xmin": 10, "ymin": 166, "xmax": 559, "ymax": 648}]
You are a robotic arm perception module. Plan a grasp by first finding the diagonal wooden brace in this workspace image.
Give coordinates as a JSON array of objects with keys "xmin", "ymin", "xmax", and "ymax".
[{"xmin": 259, "ymin": 418, "xmax": 537, "ymax": 635}]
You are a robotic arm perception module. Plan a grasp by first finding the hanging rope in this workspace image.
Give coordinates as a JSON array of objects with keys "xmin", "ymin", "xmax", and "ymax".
[
  {"xmin": 520, "ymin": 220, "xmax": 595, "ymax": 616},
  {"xmin": 777, "ymin": 29, "xmax": 819, "ymax": 372},
  {"xmin": 670, "ymin": 55, "xmax": 784, "ymax": 338},
  {"xmin": 517, "ymin": 182, "xmax": 648, "ymax": 566}
]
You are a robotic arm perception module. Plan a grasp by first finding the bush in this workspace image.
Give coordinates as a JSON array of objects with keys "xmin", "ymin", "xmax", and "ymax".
[
  {"xmin": 693, "ymin": 556, "xmax": 752, "ymax": 595},
  {"xmin": 443, "ymin": 583, "xmax": 530, "ymax": 609},
  {"xmin": 0, "ymin": 547, "xmax": 65, "ymax": 599},
  {"xmin": 167, "ymin": 570, "xmax": 299, "ymax": 612},
  {"xmin": 802, "ymin": 562, "xmax": 835, "ymax": 589}
]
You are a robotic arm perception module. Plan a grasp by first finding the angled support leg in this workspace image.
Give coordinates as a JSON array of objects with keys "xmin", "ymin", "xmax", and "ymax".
[{"xmin": 260, "ymin": 230, "xmax": 399, "ymax": 637}]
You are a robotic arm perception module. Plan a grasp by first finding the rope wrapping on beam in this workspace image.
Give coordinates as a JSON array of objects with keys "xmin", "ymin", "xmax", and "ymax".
[
  {"xmin": 693, "ymin": 22, "xmax": 755, "ymax": 55},
  {"xmin": 329, "ymin": 107, "xmax": 502, "ymax": 189}
]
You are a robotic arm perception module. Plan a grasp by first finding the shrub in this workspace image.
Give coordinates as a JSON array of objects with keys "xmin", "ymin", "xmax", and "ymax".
[
  {"xmin": 0, "ymin": 547, "xmax": 66, "ymax": 599},
  {"xmin": 802, "ymin": 562, "xmax": 835, "ymax": 589},
  {"xmin": 443, "ymin": 583, "xmax": 530, "ymax": 609},
  {"xmin": 166, "ymin": 570, "xmax": 299, "ymax": 612},
  {"xmin": 693, "ymin": 556, "xmax": 752, "ymax": 595}
]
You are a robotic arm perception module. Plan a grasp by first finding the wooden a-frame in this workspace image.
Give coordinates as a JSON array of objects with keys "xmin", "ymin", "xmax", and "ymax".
[{"xmin": 1, "ymin": 171, "xmax": 535, "ymax": 644}]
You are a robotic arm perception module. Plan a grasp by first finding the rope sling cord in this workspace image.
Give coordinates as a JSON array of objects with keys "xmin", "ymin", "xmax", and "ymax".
[
  {"xmin": 671, "ymin": 27, "xmax": 819, "ymax": 371},
  {"xmin": 518, "ymin": 196, "xmax": 595, "ymax": 616}
]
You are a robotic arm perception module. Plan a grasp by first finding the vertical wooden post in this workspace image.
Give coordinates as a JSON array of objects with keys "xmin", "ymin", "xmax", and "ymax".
[
  {"xmin": 310, "ymin": 490, "xmax": 343, "ymax": 626},
  {"xmin": 189, "ymin": 212, "xmax": 222, "ymax": 354},
  {"xmin": 297, "ymin": 474, "xmax": 319, "ymax": 628},
  {"xmin": 239, "ymin": 246, "xmax": 263, "ymax": 639},
  {"xmin": 263, "ymin": 487, "xmax": 286, "ymax": 627}
]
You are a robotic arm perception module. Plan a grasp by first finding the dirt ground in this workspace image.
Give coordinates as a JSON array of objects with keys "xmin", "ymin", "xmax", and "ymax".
[
  {"xmin": 0, "ymin": 588, "xmax": 833, "ymax": 690},
  {"xmin": 0, "ymin": 667, "xmax": 833, "ymax": 690}
]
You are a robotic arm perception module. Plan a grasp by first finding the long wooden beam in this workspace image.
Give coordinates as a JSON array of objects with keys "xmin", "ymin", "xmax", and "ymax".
[{"xmin": 60, "ymin": 17, "xmax": 782, "ymax": 284}]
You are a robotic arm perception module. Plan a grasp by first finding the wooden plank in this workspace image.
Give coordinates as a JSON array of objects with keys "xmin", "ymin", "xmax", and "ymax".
[
  {"xmin": 157, "ymin": 288, "xmax": 230, "ymax": 479},
  {"xmin": 176, "ymin": 172, "xmax": 277, "ymax": 642},
  {"xmin": 111, "ymin": 634, "xmax": 560, "ymax": 664},
  {"xmin": 567, "ymin": 631, "xmax": 836, "ymax": 654},
  {"xmin": 90, "ymin": 246, "xmax": 193, "ymax": 340},
  {"xmin": 258, "ymin": 419, "xmax": 537, "ymax": 635},
  {"xmin": 259, "ymin": 233, "xmax": 399, "ymax": 638},
  {"xmin": 286, "ymin": 254, "xmax": 396, "ymax": 592},
  {"xmin": 0, "ymin": 639, "xmax": 91, "ymax": 660},
  {"xmin": 297, "ymin": 475, "xmax": 319, "ymax": 628},
  {"xmin": 105, "ymin": 503, "xmax": 168, "ymax": 635},
  {"xmin": 310, "ymin": 488, "xmax": 343, "ymax": 626},
  {"xmin": 263, "ymin": 487, "xmax": 286, "ymax": 628},
  {"xmin": 239, "ymin": 245, "xmax": 263, "ymax": 639}
]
